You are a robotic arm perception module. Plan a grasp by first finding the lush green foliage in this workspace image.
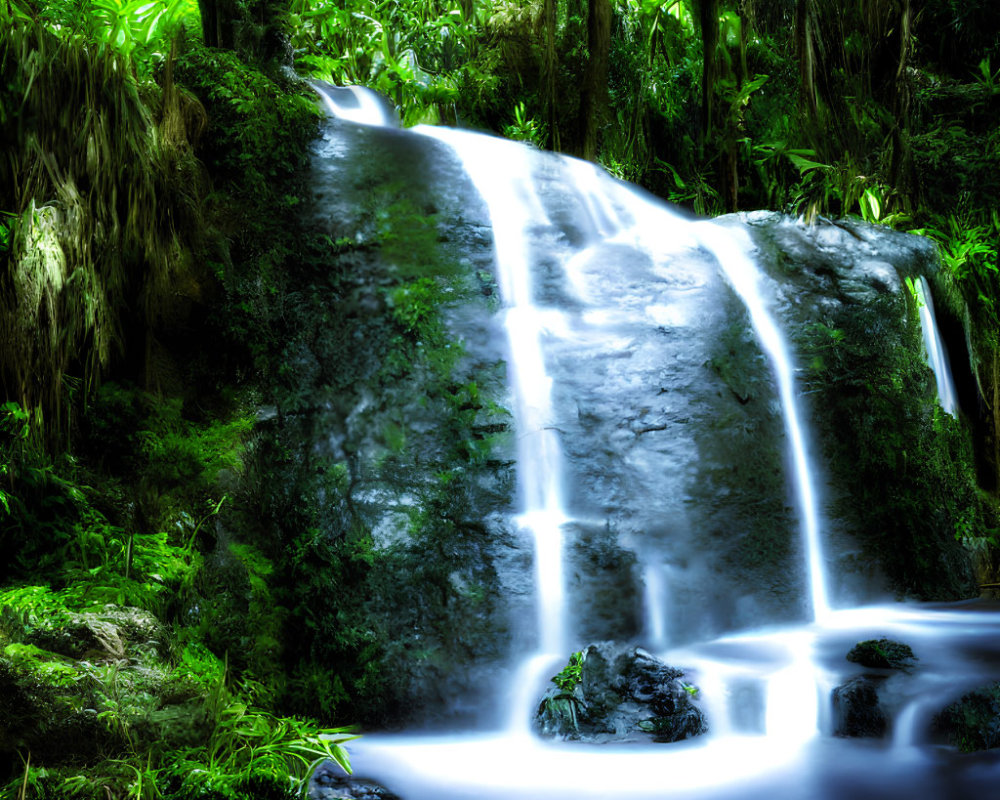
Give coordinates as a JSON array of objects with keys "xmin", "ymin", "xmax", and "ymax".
[
  {"xmin": 289, "ymin": 0, "xmax": 476, "ymax": 124},
  {"xmin": 935, "ymin": 681, "xmax": 1000, "ymax": 753},
  {"xmin": 6, "ymin": 0, "xmax": 200, "ymax": 73},
  {"xmin": 2, "ymin": 0, "xmax": 1000, "ymax": 787},
  {"xmin": 804, "ymin": 295, "xmax": 997, "ymax": 597},
  {"xmin": 0, "ymin": 12, "xmax": 208, "ymax": 448},
  {"xmin": 552, "ymin": 651, "xmax": 584, "ymax": 692},
  {"xmin": 0, "ymin": 4, "xmax": 355, "ymax": 795}
]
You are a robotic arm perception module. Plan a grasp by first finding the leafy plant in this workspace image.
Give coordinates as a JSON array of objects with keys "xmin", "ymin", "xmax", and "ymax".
[
  {"xmin": 504, "ymin": 102, "xmax": 545, "ymax": 146},
  {"xmin": 973, "ymin": 57, "xmax": 1000, "ymax": 94},
  {"xmin": 858, "ymin": 184, "xmax": 909, "ymax": 228},
  {"xmin": 552, "ymin": 651, "xmax": 584, "ymax": 692}
]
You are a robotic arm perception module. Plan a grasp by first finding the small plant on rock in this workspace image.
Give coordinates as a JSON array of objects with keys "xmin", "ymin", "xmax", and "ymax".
[{"xmin": 552, "ymin": 651, "xmax": 584, "ymax": 692}]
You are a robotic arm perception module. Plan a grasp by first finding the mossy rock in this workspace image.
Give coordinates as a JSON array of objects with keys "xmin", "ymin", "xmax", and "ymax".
[
  {"xmin": 19, "ymin": 606, "xmax": 166, "ymax": 661},
  {"xmin": 0, "ymin": 601, "xmax": 212, "ymax": 769},
  {"xmin": 0, "ymin": 656, "xmax": 112, "ymax": 764},
  {"xmin": 534, "ymin": 643, "xmax": 707, "ymax": 743},
  {"xmin": 934, "ymin": 682, "xmax": 1000, "ymax": 752},
  {"xmin": 846, "ymin": 638, "xmax": 917, "ymax": 670}
]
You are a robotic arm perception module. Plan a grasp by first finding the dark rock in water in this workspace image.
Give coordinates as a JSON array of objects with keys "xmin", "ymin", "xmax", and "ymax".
[
  {"xmin": 846, "ymin": 638, "xmax": 917, "ymax": 670},
  {"xmin": 933, "ymin": 682, "xmax": 1000, "ymax": 752},
  {"xmin": 534, "ymin": 642, "xmax": 707, "ymax": 743},
  {"xmin": 832, "ymin": 676, "xmax": 888, "ymax": 738},
  {"xmin": 309, "ymin": 761, "xmax": 403, "ymax": 800}
]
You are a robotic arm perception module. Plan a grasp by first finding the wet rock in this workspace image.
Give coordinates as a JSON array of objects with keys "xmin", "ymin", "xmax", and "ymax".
[
  {"xmin": 534, "ymin": 642, "xmax": 707, "ymax": 743},
  {"xmin": 933, "ymin": 682, "xmax": 1000, "ymax": 752},
  {"xmin": 832, "ymin": 676, "xmax": 888, "ymax": 738},
  {"xmin": 846, "ymin": 638, "xmax": 917, "ymax": 671},
  {"xmin": 309, "ymin": 761, "xmax": 403, "ymax": 800},
  {"xmin": 737, "ymin": 212, "xmax": 978, "ymax": 604}
]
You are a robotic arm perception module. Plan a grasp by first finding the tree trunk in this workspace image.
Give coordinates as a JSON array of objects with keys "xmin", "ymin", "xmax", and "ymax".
[
  {"xmin": 993, "ymin": 350, "xmax": 1000, "ymax": 494},
  {"xmin": 198, "ymin": 0, "xmax": 239, "ymax": 50},
  {"xmin": 698, "ymin": 0, "xmax": 719, "ymax": 141},
  {"xmin": 579, "ymin": 0, "xmax": 611, "ymax": 161},
  {"xmin": 887, "ymin": 0, "xmax": 914, "ymax": 210},
  {"xmin": 795, "ymin": 0, "xmax": 817, "ymax": 114},
  {"xmin": 199, "ymin": 0, "xmax": 219, "ymax": 47},
  {"xmin": 542, "ymin": 0, "xmax": 559, "ymax": 150}
]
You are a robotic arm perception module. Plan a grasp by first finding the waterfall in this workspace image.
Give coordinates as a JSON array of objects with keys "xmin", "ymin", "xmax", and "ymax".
[
  {"xmin": 311, "ymin": 83, "xmax": 397, "ymax": 127},
  {"xmin": 698, "ymin": 227, "xmax": 830, "ymax": 623},
  {"xmin": 914, "ymin": 276, "xmax": 958, "ymax": 416},
  {"xmin": 418, "ymin": 126, "xmax": 571, "ymax": 661},
  {"xmin": 309, "ymin": 84, "xmax": 1000, "ymax": 800},
  {"xmin": 315, "ymin": 82, "xmax": 829, "ymax": 698}
]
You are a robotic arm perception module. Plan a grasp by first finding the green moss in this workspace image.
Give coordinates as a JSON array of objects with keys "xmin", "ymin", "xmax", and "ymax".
[
  {"xmin": 1, "ymin": 644, "xmax": 77, "ymax": 688},
  {"xmin": 935, "ymin": 682, "xmax": 1000, "ymax": 752},
  {"xmin": 846, "ymin": 639, "xmax": 917, "ymax": 670},
  {"xmin": 803, "ymin": 294, "xmax": 992, "ymax": 598}
]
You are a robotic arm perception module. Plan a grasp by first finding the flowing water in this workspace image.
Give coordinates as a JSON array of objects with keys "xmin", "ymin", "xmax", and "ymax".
[
  {"xmin": 310, "ymin": 84, "xmax": 999, "ymax": 798},
  {"xmin": 914, "ymin": 275, "xmax": 959, "ymax": 416}
]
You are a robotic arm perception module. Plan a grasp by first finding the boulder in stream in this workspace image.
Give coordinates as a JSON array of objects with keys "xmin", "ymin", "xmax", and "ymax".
[
  {"xmin": 309, "ymin": 761, "xmax": 402, "ymax": 800},
  {"xmin": 831, "ymin": 676, "xmax": 888, "ymax": 738},
  {"xmin": 933, "ymin": 681, "xmax": 1000, "ymax": 752},
  {"xmin": 534, "ymin": 642, "xmax": 707, "ymax": 743},
  {"xmin": 846, "ymin": 638, "xmax": 917, "ymax": 671}
]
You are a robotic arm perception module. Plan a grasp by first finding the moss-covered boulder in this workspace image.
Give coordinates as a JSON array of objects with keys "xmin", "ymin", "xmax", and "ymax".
[
  {"xmin": 535, "ymin": 643, "xmax": 707, "ymax": 743},
  {"xmin": 737, "ymin": 212, "xmax": 986, "ymax": 602},
  {"xmin": 846, "ymin": 638, "xmax": 917, "ymax": 670},
  {"xmin": 934, "ymin": 682, "xmax": 1000, "ymax": 752},
  {"xmin": 0, "ymin": 595, "xmax": 212, "ymax": 771}
]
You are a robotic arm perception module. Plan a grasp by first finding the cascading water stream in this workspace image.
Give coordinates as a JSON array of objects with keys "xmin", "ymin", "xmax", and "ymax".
[
  {"xmin": 697, "ymin": 227, "xmax": 831, "ymax": 623},
  {"xmin": 418, "ymin": 125, "xmax": 829, "ymax": 740},
  {"xmin": 415, "ymin": 126, "xmax": 570, "ymax": 665},
  {"xmin": 914, "ymin": 276, "xmax": 958, "ymax": 416},
  {"xmin": 311, "ymin": 82, "xmax": 397, "ymax": 127}
]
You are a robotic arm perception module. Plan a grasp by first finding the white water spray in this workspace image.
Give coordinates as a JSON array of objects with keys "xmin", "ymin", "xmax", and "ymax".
[
  {"xmin": 312, "ymin": 83, "xmax": 396, "ymax": 127},
  {"xmin": 418, "ymin": 127, "xmax": 570, "ymax": 662},
  {"xmin": 914, "ymin": 276, "xmax": 958, "ymax": 416},
  {"xmin": 642, "ymin": 563, "xmax": 669, "ymax": 650},
  {"xmin": 699, "ymin": 225, "xmax": 831, "ymax": 623}
]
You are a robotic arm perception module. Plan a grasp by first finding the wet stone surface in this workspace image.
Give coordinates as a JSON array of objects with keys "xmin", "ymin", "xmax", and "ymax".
[
  {"xmin": 534, "ymin": 642, "xmax": 707, "ymax": 743},
  {"xmin": 309, "ymin": 761, "xmax": 404, "ymax": 800},
  {"xmin": 832, "ymin": 675, "xmax": 889, "ymax": 738}
]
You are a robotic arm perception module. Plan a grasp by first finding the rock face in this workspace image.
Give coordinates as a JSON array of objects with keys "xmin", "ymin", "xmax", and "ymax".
[
  {"xmin": 534, "ymin": 643, "xmax": 707, "ymax": 743},
  {"xmin": 832, "ymin": 676, "xmax": 888, "ymax": 738},
  {"xmin": 738, "ymin": 213, "xmax": 979, "ymax": 604},
  {"xmin": 296, "ymin": 113, "xmax": 983, "ymax": 725}
]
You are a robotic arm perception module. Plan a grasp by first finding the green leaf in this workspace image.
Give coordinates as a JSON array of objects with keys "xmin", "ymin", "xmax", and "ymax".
[{"xmin": 787, "ymin": 152, "xmax": 832, "ymax": 174}]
